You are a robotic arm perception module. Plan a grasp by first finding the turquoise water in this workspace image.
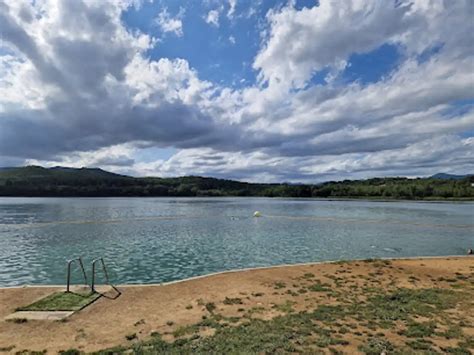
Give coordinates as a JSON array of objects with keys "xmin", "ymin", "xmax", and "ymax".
[{"xmin": 0, "ymin": 197, "xmax": 472, "ymax": 286}]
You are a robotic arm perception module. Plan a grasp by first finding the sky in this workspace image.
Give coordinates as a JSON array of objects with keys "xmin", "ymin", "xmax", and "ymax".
[{"xmin": 0, "ymin": 0, "xmax": 473, "ymax": 182}]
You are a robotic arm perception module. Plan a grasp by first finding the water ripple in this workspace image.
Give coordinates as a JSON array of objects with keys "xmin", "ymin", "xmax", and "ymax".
[{"xmin": 0, "ymin": 197, "xmax": 472, "ymax": 286}]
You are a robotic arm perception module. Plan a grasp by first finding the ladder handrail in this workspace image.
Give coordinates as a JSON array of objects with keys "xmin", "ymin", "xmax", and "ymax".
[
  {"xmin": 66, "ymin": 257, "xmax": 88, "ymax": 292},
  {"xmin": 91, "ymin": 257, "xmax": 119, "ymax": 295}
]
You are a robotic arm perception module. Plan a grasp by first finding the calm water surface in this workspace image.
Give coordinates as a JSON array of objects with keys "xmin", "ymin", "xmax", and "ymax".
[{"xmin": 0, "ymin": 197, "xmax": 472, "ymax": 286}]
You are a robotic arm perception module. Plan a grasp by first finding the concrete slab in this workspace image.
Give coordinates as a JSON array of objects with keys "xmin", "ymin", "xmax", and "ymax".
[
  {"xmin": 69, "ymin": 284, "xmax": 115, "ymax": 294},
  {"xmin": 69, "ymin": 285, "xmax": 91, "ymax": 294},
  {"xmin": 5, "ymin": 310, "xmax": 74, "ymax": 321}
]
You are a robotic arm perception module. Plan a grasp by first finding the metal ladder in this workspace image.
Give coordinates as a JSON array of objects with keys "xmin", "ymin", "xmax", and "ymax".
[
  {"xmin": 91, "ymin": 257, "xmax": 121, "ymax": 297},
  {"xmin": 66, "ymin": 257, "xmax": 120, "ymax": 297},
  {"xmin": 66, "ymin": 257, "xmax": 89, "ymax": 293}
]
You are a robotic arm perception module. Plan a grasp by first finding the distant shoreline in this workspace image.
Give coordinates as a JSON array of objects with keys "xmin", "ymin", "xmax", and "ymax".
[{"xmin": 1, "ymin": 195, "xmax": 473, "ymax": 202}]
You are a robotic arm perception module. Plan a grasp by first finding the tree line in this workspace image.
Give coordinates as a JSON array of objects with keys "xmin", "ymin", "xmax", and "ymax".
[{"xmin": 0, "ymin": 167, "xmax": 472, "ymax": 199}]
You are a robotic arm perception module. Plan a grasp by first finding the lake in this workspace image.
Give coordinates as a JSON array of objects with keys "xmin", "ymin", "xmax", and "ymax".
[{"xmin": 0, "ymin": 197, "xmax": 472, "ymax": 287}]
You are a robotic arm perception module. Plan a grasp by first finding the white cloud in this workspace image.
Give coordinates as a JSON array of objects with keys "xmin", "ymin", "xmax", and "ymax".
[
  {"xmin": 124, "ymin": 55, "xmax": 212, "ymax": 105},
  {"xmin": 244, "ymin": 0, "xmax": 261, "ymax": 19},
  {"xmin": 205, "ymin": 9, "xmax": 221, "ymax": 27},
  {"xmin": 253, "ymin": 1, "xmax": 412, "ymax": 89},
  {"xmin": 227, "ymin": 0, "xmax": 237, "ymax": 19},
  {"xmin": 155, "ymin": 7, "xmax": 185, "ymax": 37},
  {"xmin": 229, "ymin": 35, "xmax": 236, "ymax": 45}
]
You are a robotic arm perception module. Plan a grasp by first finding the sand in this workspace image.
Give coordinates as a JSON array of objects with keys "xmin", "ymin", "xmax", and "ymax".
[{"xmin": 0, "ymin": 257, "xmax": 473, "ymax": 353}]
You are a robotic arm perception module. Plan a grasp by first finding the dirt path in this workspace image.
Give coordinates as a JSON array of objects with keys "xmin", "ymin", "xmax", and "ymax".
[{"xmin": 0, "ymin": 257, "xmax": 473, "ymax": 353}]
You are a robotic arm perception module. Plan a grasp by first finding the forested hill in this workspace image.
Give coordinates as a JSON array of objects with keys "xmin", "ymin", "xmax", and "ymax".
[{"xmin": 0, "ymin": 166, "xmax": 473, "ymax": 199}]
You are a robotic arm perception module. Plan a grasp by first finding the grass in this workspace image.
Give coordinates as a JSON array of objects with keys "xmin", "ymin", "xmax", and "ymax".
[
  {"xmin": 271, "ymin": 300, "xmax": 295, "ymax": 313},
  {"xmin": 16, "ymin": 292, "xmax": 101, "ymax": 312},
  {"xmin": 358, "ymin": 338, "xmax": 394, "ymax": 355},
  {"xmin": 364, "ymin": 288, "xmax": 462, "ymax": 323},
  {"xmin": 97, "ymin": 311, "xmax": 349, "ymax": 354},
  {"xmin": 406, "ymin": 338, "xmax": 435, "ymax": 351},
  {"xmin": 59, "ymin": 350, "xmax": 81, "ymax": 355},
  {"xmin": 301, "ymin": 272, "xmax": 315, "ymax": 279},
  {"xmin": 125, "ymin": 333, "xmax": 137, "ymax": 341},
  {"xmin": 400, "ymin": 321, "xmax": 437, "ymax": 338},
  {"xmin": 441, "ymin": 346, "xmax": 472, "ymax": 354},
  {"xmin": 92, "ymin": 302, "xmax": 359, "ymax": 354},
  {"xmin": 223, "ymin": 297, "xmax": 243, "ymax": 305},
  {"xmin": 204, "ymin": 302, "xmax": 216, "ymax": 313},
  {"xmin": 273, "ymin": 281, "xmax": 286, "ymax": 289},
  {"xmin": 308, "ymin": 281, "xmax": 332, "ymax": 292},
  {"xmin": 172, "ymin": 324, "xmax": 198, "ymax": 338},
  {"xmin": 0, "ymin": 345, "xmax": 15, "ymax": 352},
  {"xmin": 439, "ymin": 324, "xmax": 463, "ymax": 339},
  {"xmin": 91, "ymin": 279, "xmax": 473, "ymax": 355},
  {"xmin": 247, "ymin": 306, "xmax": 265, "ymax": 315},
  {"xmin": 7, "ymin": 318, "xmax": 28, "ymax": 324}
]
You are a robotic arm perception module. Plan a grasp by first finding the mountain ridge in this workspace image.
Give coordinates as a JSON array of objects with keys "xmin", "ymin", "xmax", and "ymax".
[
  {"xmin": 430, "ymin": 173, "xmax": 472, "ymax": 180},
  {"xmin": 1, "ymin": 165, "xmax": 471, "ymax": 182}
]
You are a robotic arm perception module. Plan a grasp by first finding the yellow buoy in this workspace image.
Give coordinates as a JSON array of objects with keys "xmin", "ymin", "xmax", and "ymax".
[{"xmin": 253, "ymin": 211, "xmax": 261, "ymax": 217}]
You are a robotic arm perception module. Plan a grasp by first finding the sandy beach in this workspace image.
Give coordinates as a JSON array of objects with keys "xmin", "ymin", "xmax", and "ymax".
[{"xmin": 0, "ymin": 257, "xmax": 473, "ymax": 354}]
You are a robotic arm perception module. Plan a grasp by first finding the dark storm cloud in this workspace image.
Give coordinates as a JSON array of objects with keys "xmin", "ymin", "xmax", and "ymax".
[{"xmin": 0, "ymin": 100, "xmax": 240, "ymax": 160}]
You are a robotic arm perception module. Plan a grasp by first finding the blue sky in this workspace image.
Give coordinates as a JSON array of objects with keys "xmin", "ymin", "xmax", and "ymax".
[
  {"xmin": 123, "ymin": 0, "xmax": 260, "ymax": 88},
  {"xmin": 123, "ymin": 1, "xmax": 403, "ymax": 89},
  {"xmin": 0, "ymin": 0, "xmax": 473, "ymax": 181}
]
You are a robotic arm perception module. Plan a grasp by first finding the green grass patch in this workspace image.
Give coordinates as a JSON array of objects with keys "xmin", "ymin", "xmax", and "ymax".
[
  {"xmin": 59, "ymin": 349, "xmax": 81, "ymax": 355},
  {"xmin": 365, "ymin": 288, "xmax": 461, "ymax": 322},
  {"xmin": 247, "ymin": 306, "xmax": 265, "ymax": 315},
  {"xmin": 273, "ymin": 281, "xmax": 286, "ymax": 289},
  {"xmin": 173, "ymin": 324, "xmax": 199, "ymax": 338},
  {"xmin": 405, "ymin": 338, "xmax": 434, "ymax": 351},
  {"xmin": 315, "ymin": 335, "xmax": 349, "ymax": 347},
  {"xmin": 307, "ymin": 280, "xmax": 332, "ymax": 292},
  {"xmin": 312, "ymin": 305, "xmax": 346, "ymax": 322},
  {"xmin": 92, "ymin": 286, "xmax": 470, "ymax": 354},
  {"xmin": 7, "ymin": 318, "xmax": 28, "ymax": 324},
  {"xmin": 458, "ymin": 336, "xmax": 474, "ymax": 348},
  {"xmin": 223, "ymin": 297, "xmax": 243, "ymax": 305},
  {"xmin": 400, "ymin": 321, "xmax": 437, "ymax": 338},
  {"xmin": 439, "ymin": 324, "xmax": 464, "ymax": 339},
  {"xmin": 16, "ymin": 292, "xmax": 100, "ymax": 312},
  {"xmin": 272, "ymin": 300, "xmax": 296, "ymax": 313},
  {"xmin": 358, "ymin": 337, "xmax": 394, "ymax": 355},
  {"xmin": 0, "ymin": 345, "xmax": 15, "ymax": 352},
  {"xmin": 97, "ymin": 309, "xmax": 346, "ymax": 354},
  {"xmin": 441, "ymin": 346, "xmax": 471, "ymax": 354},
  {"xmin": 204, "ymin": 302, "xmax": 216, "ymax": 313},
  {"xmin": 125, "ymin": 333, "xmax": 137, "ymax": 341}
]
